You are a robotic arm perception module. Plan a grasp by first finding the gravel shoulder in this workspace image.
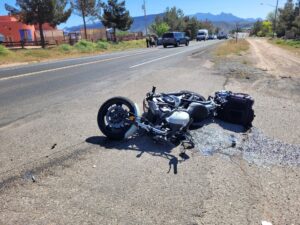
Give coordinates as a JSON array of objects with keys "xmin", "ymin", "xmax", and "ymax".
[{"xmin": 217, "ymin": 38, "xmax": 300, "ymax": 145}]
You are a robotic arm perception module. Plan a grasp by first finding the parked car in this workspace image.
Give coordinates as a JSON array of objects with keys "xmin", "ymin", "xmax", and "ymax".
[
  {"xmin": 196, "ymin": 29, "xmax": 209, "ymax": 41},
  {"xmin": 162, "ymin": 32, "xmax": 189, "ymax": 48},
  {"xmin": 208, "ymin": 34, "xmax": 217, "ymax": 40},
  {"xmin": 217, "ymin": 34, "xmax": 229, "ymax": 40}
]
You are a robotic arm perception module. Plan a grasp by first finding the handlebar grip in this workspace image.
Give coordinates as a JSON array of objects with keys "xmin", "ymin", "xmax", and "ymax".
[{"xmin": 152, "ymin": 86, "xmax": 156, "ymax": 94}]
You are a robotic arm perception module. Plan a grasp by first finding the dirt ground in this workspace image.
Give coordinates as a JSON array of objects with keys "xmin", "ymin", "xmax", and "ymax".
[
  {"xmin": 220, "ymin": 38, "xmax": 300, "ymax": 145},
  {"xmin": 0, "ymin": 40, "xmax": 299, "ymax": 225},
  {"xmin": 248, "ymin": 38, "xmax": 300, "ymax": 78}
]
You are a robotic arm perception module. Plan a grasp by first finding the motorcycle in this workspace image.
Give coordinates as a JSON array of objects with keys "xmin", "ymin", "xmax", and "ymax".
[{"xmin": 97, "ymin": 87, "xmax": 254, "ymax": 148}]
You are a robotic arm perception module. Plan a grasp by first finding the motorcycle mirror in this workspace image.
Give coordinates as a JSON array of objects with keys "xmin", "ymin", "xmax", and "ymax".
[{"xmin": 152, "ymin": 86, "xmax": 156, "ymax": 94}]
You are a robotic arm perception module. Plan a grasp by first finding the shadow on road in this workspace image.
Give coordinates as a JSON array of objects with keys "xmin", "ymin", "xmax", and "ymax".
[{"xmin": 85, "ymin": 134, "xmax": 189, "ymax": 174}]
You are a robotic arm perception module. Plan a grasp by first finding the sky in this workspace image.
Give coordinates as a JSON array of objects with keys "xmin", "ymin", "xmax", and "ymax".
[{"xmin": 0, "ymin": 0, "xmax": 288, "ymax": 28}]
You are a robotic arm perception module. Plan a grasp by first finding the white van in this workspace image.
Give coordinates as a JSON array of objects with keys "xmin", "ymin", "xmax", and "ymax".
[{"xmin": 197, "ymin": 29, "xmax": 209, "ymax": 41}]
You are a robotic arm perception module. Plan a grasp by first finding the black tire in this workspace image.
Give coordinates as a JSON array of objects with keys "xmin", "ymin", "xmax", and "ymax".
[
  {"xmin": 174, "ymin": 42, "xmax": 179, "ymax": 47},
  {"xmin": 185, "ymin": 41, "xmax": 189, "ymax": 46},
  {"xmin": 180, "ymin": 90, "xmax": 206, "ymax": 101},
  {"xmin": 163, "ymin": 44, "xmax": 167, "ymax": 48},
  {"xmin": 97, "ymin": 97, "xmax": 137, "ymax": 140}
]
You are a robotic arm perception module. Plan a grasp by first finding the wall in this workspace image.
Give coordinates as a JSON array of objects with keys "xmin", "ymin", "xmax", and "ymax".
[{"xmin": 0, "ymin": 16, "xmax": 36, "ymax": 42}]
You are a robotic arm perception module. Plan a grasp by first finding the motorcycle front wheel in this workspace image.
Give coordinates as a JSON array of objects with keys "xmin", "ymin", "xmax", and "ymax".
[{"xmin": 97, "ymin": 97, "xmax": 138, "ymax": 140}]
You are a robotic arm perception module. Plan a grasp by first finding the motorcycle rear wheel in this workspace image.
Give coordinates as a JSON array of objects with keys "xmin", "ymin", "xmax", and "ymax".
[{"xmin": 97, "ymin": 97, "xmax": 137, "ymax": 140}]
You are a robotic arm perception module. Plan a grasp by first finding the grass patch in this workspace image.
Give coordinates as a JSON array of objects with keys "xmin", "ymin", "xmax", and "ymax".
[
  {"xmin": 0, "ymin": 39, "xmax": 146, "ymax": 66},
  {"xmin": 74, "ymin": 40, "xmax": 97, "ymax": 53},
  {"xmin": 96, "ymin": 41, "xmax": 109, "ymax": 50},
  {"xmin": 274, "ymin": 39, "xmax": 300, "ymax": 48},
  {"xmin": 215, "ymin": 39, "xmax": 250, "ymax": 57},
  {"xmin": 58, "ymin": 44, "xmax": 74, "ymax": 53},
  {"xmin": 270, "ymin": 39, "xmax": 300, "ymax": 55},
  {"xmin": 0, "ymin": 45, "xmax": 11, "ymax": 56},
  {"xmin": 23, "ymin": 49, "xmax": 52, "ymax": 59}
]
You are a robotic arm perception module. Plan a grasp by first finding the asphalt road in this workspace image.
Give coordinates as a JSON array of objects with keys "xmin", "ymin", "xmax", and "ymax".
[
  {"xmin": 0, "ymin": 41, "xmax": 218, "ymax": 128},
  {"xmin": 0, "ymin": 40, "xmax": 220, "ymax": 175}
]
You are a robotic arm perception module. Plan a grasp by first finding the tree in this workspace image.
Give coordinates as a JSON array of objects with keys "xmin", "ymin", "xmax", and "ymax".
[
  {"xmin": 277, "ymin": 0, "xmax": 296, "ymax": 37},
  {"xmin": 71, "ymin": 0, "xmax": 99, "ymax": 39},
  {"xmin": 261, "ymin": 21, "xmax": 273, "ymax": 36},
  {"xmin": 100, "ymin": 0, "xmax": 133, "ymax": 42},
  {"xmin": 151, "ymin": 7, "xmax": 215, "ymax": 39},
  {"xmin": 251, "ymin": 20, "xmax": 263, "ymax": 36},
  {"xmin": 293, "ymin": 15, "xmax": 300, "ymax": 36},
  {"xmin": 214, "ymin": 27, "xmax": 221, "ymax": 35},
  {"xmin": 15, "ymin": 0, "xmax": 71, "ymax": 48},
  {"xmin": 199, "ymin": 20, "xmax": 214, "ymax": 34},
  {"xmin": 184, "ymin": 17, "xmax": 201, "ymax": 39},
  {"xmin": 292, "ymin": 1, "xmax": 300, "ymax": 36},
  {"xmin": 150, "ymin": 22, "xmax": 170, "ymax": 37},
  {"xmin": 162, "ymin": 7, "xmax": 185, "ymax": 31}
]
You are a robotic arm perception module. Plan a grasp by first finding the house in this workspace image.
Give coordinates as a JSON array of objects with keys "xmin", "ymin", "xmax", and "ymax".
[
  {"xmin": 0, "ymin": 15, "xmax": 35, "ymax": 42},
  {"xmin": 0, "ymin": 15, "xmax": 65, "ymax": 44}
]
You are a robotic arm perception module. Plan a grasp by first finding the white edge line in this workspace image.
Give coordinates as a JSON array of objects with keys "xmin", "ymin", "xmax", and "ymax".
[
  {"xmin": 0, "ymin": 50, "xmax": 154, "ymax": 81},
  {"xmin": 0, "ymin": 48, "xmax": 157, "ymax": 72},
  {"xmin": 129, "ymin": 48, "xmax": 206, "ymax": 69}
]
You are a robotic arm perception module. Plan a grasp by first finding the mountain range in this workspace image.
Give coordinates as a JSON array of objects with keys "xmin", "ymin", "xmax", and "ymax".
[{"xmin": 63, "ymin": 12, "xmax": 259, "ymax": 33}]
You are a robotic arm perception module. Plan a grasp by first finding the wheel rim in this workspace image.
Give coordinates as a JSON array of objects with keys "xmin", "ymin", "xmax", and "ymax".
[{"xmin": 104, "ymin": 103, "xmax": 132, "ymax": 131}]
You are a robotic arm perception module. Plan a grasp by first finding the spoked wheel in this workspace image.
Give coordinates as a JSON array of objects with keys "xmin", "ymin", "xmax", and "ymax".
[{"xmin": 97, "ymin": 97, "xmax": 137, "ymax": 140}]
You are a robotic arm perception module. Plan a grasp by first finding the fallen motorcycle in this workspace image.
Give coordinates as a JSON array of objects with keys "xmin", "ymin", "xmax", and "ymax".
[{"xmin": 97, "ymin": 87, "xmax": 254, "ymax": 147}]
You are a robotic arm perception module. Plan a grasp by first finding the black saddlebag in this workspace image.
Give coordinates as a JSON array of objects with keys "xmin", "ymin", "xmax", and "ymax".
[{"xmin": 217, "ymin": 93, "xmax": 255, "ymax": 127}]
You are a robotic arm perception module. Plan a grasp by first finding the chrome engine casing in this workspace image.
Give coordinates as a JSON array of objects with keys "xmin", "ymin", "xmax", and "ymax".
[{"xmin": 165, "ymin": 111, "xmax": 190, "ymax": 131}]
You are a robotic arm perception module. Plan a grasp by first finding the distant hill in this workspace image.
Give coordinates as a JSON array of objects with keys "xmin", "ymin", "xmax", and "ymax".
[
  {"xmin": 63, "ymin": 12, "xmax": 258, "ymax": 34},
  {"xmin": 63, "ymin": 13, "xmax": 162, "ymax": 33},
  {"xmin": 192, "ymin": 12, "xmax": 259, "ymax": 23}
]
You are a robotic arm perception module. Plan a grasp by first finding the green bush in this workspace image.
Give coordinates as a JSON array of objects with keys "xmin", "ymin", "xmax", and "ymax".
[
  {"xmin": 0, "ymin": 45, "xmax": 10, "ymax": 56},
  {"xmin": 275, "ymin": 39, "xmax": 284, "ymax": 45},
  {"xmin": 74, "ymin": 40, "xmax": 96, "ymax": 52},
  {"xmin": 58, "ymin": 44, "xmax": 73, "ymax": 52},
  {"xmin": 96, "ymin": 41, "xmax": 109, "ymax": 50},
  {"xmin": 275, "ymin": 39, "xmax": 300, "ymax": 48}
]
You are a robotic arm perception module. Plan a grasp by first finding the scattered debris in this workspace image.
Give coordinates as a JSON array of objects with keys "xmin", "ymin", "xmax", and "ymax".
[
  {"xmin": 280, "ymin": 76, "xmax": 292, "ymax": 79},
  {"xmin": 261, "ymin": 221, "xmax": 272, "ymax": 225},
  {"xmin": 31, "ymin": 175, "xmax": 36, "ymax": 183},
  {"xmin": 192, "ymin": 124, "xmax": 300, "ymax": 166},
  {"xmin": 92, "ymin": 165, "xmax": 96, "ymax": 168},
  {"xmin": 51, "ymin": 143, "xmax": 57, "ymax": 149},
  {"xmin": 229, "ymin": 135, "xmax": 237, "ymax": 147},
  {"xmin": 24, "ymin": 171, "xmax": 36, "ymax": 183},
  {"xmin": 260, "ymin": 68, "xmax": 268, "ymax": 71}
]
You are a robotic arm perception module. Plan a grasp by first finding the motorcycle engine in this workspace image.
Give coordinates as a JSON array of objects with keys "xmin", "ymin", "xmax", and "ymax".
[{"xmin": 165, "ymin": 111, "xmax": 190, "ymax": 131}]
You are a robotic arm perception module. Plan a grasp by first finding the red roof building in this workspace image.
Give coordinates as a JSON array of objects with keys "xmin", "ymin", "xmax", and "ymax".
[
  {"xmin": 0, "ymin": 15, "xmax": 35, "ymax": 42},
  {"xmin": 0, "ymin": 15, "xmax": 61, "ymax": 43}
]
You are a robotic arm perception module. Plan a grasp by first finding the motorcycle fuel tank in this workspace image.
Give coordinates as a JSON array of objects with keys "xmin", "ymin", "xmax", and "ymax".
[{"xmin": 165, "ymin": 111, "xmax": 190, "ymax": 126}]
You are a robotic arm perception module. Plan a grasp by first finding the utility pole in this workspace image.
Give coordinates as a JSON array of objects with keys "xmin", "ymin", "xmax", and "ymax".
[
  {"xmin": 142, "ymin": 0, "xmax": 148, "ymax": 35},
  {"xmin": 274, "ymin": 0, "xmax": 279, "ymax": 38}
]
